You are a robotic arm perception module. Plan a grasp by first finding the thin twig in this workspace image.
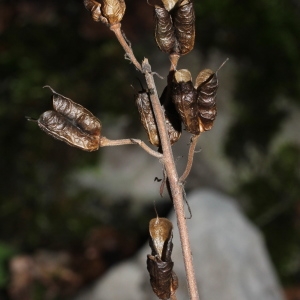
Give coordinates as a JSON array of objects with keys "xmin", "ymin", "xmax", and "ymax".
[
  {"xmin": 142, "ymin": 58, "xmax": 199, "ymax": 300},
  {"xmin": 179, "ymin": 134, "xmax": 200, "ymax": 183},
  {"xmin": 110, "ymin": 23, "xmax": 142, "ymax": 72},
  {"xmin": 100, "ymin": 136, "xmax": 163, "ymax": 158}
]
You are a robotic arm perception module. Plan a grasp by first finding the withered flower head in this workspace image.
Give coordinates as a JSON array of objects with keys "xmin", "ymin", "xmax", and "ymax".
[{"xmin": 83, "ymin": 0, "xmax": 126, "ymax": 25}]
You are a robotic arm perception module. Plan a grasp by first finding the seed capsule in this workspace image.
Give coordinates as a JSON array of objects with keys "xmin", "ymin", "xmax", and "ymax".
[
  {"xmin": 154, "ymin": 6, "xmax": 176, "ymax": 54},
  {"xmin": 35, "ymin": 86, "xmax": 101, "ymax": 151},
  {"xmin": 83, "ymin": 0, "xmax": 126, "ymax": 25},
  {"xmin": 160, "ymin": 86, "xmax": 182, "ymax": 145},
  {"xmin": 195, "ymin": 69, "xmax": 218, "ymax": 131},
  {"xmin": 135, "ymin": 89, "xmax": 181, "ymax": 146},
  {"xmin": 171, "ymin": 69, "xmax": 200, "ymax": 134},
  {"xmin": 153, "ymin": 0, "xmax": 195, "ymax": 55},
  {"xmin": 147, "ymin": 218, "xmax": 178, "ymax": 300},
  {"xmin": 135, "ymin": 91, "xmax": 160, "ymax": 147},
  {"xmin": 173, "ymin": 0, "xmax": 195, "ymax": 55}
]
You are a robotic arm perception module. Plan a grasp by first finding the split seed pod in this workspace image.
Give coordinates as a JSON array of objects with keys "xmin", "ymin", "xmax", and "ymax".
[
  {"xmin": 135, "ymin": 91, "xmax": 160, "ymax": 147},
  {"xmin": 195, "ymin": 69, "xmax": 218, "ymax": 131},
  {"xmin": 36, "ymin": 86, "xmax": 101, "ymax": 151},
  {"xmin": 154, "ymin": 6, "xmax": 176, "ymax": 54},
  {"xmin": 147, "ymin": 217, "xmax": 178, "ymax": 300},
  {"xmin": 171, "ymin": 69, "xmax": 200, "ymax": 134},
  {"xmin": 173, "ymin": 0, "xmax": 195, "ymax": 55},
  {"xmin": 154, "ymin": 0, "xmax": 195, "ymax": 55},
  {"xmin": 135, "ymin": 89, "xmax": 181, "ymax": 146},
  {"xmin": 160, "ymin": 86, "xmax": 182, "ymax": 145},
  {"xmin": 83, "ymin": 0, "xmax": 126, "ymax": 25}
]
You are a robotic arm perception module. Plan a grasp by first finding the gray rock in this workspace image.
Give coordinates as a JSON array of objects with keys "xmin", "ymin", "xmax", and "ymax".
[{"xmin": 74, "ymin": 189, "xmax": 284, "ymax": 300}]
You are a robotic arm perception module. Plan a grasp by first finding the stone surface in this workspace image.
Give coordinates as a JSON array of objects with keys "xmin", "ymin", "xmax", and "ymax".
[{"xmin": 74, "ymin": 189, "xmax": 284, "ymax": 300}]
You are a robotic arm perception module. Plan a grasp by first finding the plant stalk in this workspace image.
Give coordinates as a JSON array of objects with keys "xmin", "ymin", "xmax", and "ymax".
[{"xmin": 142, "ymin": 59, "xmax": 199, "ymax": 300}]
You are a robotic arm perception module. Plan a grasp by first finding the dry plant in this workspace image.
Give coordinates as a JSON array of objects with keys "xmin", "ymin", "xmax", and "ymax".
[{"xmin": 27, "ymin": 0, "xmax": 226, "ymax": 299}]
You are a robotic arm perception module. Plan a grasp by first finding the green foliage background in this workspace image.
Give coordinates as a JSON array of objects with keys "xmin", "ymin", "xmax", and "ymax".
[{"xmin": 0, "ymin": 0, "xmax": 299, "ymax": 294}]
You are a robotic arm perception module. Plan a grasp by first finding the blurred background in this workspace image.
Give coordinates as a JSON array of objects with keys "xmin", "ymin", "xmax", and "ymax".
[{"xmin": 0, "ymin": 0, "xmax": 300, "ymax": 299}]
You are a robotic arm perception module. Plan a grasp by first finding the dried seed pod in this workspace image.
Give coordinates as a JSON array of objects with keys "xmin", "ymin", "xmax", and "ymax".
[
  {"xmin": 135, "ymin": 89, "xmax": 181, "ymax": 146},
  {"xmin": 46, "ymin": 86, "xmax": 101, "ymax": 137},
  {"xmin": 154, "ymin": 6, "xmax": 176, "ymax": 54},
  {"xmin": 38, "ymin": 111, "xmax": 101, "ymax": 151},
  {"xmin": 173, "ymin": 0, "xmax": 195, "ymax": 55},
  {"xmin": 147, "ymin": 218, "xmax": 178, "ymax": 300},
  {"xmin": 135, "ymin": 91, "xmax": 160, "ymax": 147},
  {"xmin": 35, "ymin": 86, "xmax": 101, "ymax": 151},
  {"xmin": 160, "ymin": 86, "xmax": 182, "ymax": 145},
  {"xmin": 83, "ymin": 0, "xmax": 125, "ymax": 25},
  {"xmin": 83, "ymin": 0, "xmax": 107, "ymax": 23},
  {"xmin": 172, "ymin": 69, "xmax": 200, "ymax": 134},
  {"xmin": 195, "ymin": 69, "xmax": 218, "ymax": 131}
]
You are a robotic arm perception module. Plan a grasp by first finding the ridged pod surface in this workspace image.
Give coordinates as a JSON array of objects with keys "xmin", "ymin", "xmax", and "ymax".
[
  {"xmin": 147, "ymin": 218, "xmax": 178, "ymax": 300},
  {"xmin": 173, "ymin": 0, "xmax": 195, "ymax": 55},
  {"xmin": 172, "ymin": 69, "xmax": 200, "ymax": 134},
  {"xmin": 135, "ymin": 91, "xmax": 160, "ymax": 147},
  {"xmin": 154, "ymin": 6, "xmax": 176, "ymax": 54},
  {"xmin": 37, "ymin": 86, "xmax": 101, "ymax": 151},
  {"xmin": 195, "ymin": 69, "xmax": 218, "ymax": 131}
]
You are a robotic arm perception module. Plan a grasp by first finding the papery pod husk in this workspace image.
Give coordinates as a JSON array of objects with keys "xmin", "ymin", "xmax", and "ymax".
[
  {"xmin": 47, "ymin": 86, "xmax": 101, "ymax": 137},
  {"xmin": 195, "ymin": 69, "xmax": 218, "ymax": 132},
  {"xmin": 173, "ymin": 0, "xmax": 195, "ymax": 55},
  {"xmin": 83, "ymin": 0, "xmax": 107, "ymax": 23},
  {"xmin": 38, "ymin": 111, "xmax": 101, "ymax": 151},
  {"xmin": 101, "ymin": 0, "xmax": 126, "ymax": 24},
  {"xmin": 135, "ymin": 92, "xmax": 160, "ymax": 147},
  {"xmin": 37, "ymin": 86, "xmax": 101, "ymax": 151},
  {"xmin": 147, "ymin": 218, "xmax": 178, "ymax": 300},
  {"xmin": 154, "ymin": 6, "xmax": 176, "ymax": 54},
  {"xmin": 172, "ymin": 70, "xmax": 200, "ymax": 134},
  {"xmin": 160, "ymin": 86, "xmax": 182, "ymax": 145}
]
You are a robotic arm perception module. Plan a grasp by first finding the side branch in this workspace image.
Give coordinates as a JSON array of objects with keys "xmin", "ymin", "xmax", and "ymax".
[
  {"xmin": 100, "ymin": 136, "xmax": 163, "ymax": 158},
  {"xmin": 179, "ymin": 134, "xmax": 200, "ymax": 183}
]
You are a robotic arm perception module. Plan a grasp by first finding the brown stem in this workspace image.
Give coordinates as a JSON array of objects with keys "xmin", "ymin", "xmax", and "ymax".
[
  {"xmin": 142, "ymin": 58, "xmax": 199, "ymax": 300},
  {"xmin": 169, "ymin": 53, "xmax": 180, "ymax": 71},
  {"xmin": 100, "ymin": 136, "xmax": 163, "ymax": 158},
  {"xmin": 110, "ymin": 23, "xmax": 142, "ymax": 72},
  {"xmin": 179, "ymin": 134, "xmax": 200, "ymax": 183}
]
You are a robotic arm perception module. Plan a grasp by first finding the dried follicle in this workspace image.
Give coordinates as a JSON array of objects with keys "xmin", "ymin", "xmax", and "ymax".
[
  {"xmin": 154, "ymin": 6, "xmax": 176, "ymax": 54},
  {"xmin": 83, "ymin": 0, "xmax": 125, "ymax": 25},
  {"xmin": 173, "ymin": 0, "xmax": 195, "ymax": 55},
  {"xmin": 32, "ymin": 86, "xmax": 102, "ymax": 152},
  {"xmin": 160, "ymin": 86, "xmax": 182, "ymax": 145},
  {"xmin": 135, "ymin": 91, "xmax": 160, "ymax": 147},
  {"xmin": 149, "ymin": 218, "xmax": 173, "ymax": 257},
  {"xmin": 172, "ymin": 69, "xmax": 200, "ymax": 134},
  {"xmin": 147, "ymin": 217, "xmax": 178, "ymax": 300},
  {"xmin": 136, "ymin": 88, "xmax": 182, "ymax": 147},
  {"xmin": 195, "ymin": 69, "xmax": 218, "ymax": 131},
  {"xmin": 154, "ymin": 0, "xmax": 195, "ymax": 55}
]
